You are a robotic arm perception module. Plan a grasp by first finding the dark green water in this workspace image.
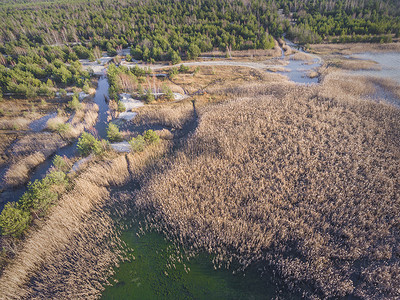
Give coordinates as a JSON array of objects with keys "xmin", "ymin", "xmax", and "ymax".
[{"xmin": 101, "ymin": 220, "xmax": 279, "ymax": 300}]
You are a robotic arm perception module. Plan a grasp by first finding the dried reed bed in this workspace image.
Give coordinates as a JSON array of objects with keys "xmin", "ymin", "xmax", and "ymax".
[
  {"xmin": 290, "ymin": 51, "xmax": 315, "ymax": 61},
  {"xmin": 46, "ymin": 115, "xmax": 68, "ymax": 131},
  {"xmin": 368, "ymin": 77, "xmax": 400, "ymax": 99},
  {"xmin": 319, "ymin": 71, "xmax": 376, "ymax": 99},
  {"xmin": 3, "ymin": 152, "xmax": 45, "ymax": 186},
  {"xmin": 133, "ymin": 101, "xmax": 194, "ymax": 129},
  {"xmin": 309, "ymin": 42, "xmax": 400, "ymax": 55},
  {"xmin": 135, "ymin": 83, "xmax": 400, "ymax": 299},
  {"xmin": 208, "ymin": 78, "xmax": 295, "ymax": 100},
  {"xmin": 334, "ymin": 58, "xmax": 381, "ymax": 71},
  {"xmin": 0, "ymin": 118, "xmax": 31, "ymax": 130},
  {"xmin": 2, "ymin": 133, "xmax": 68, "ymax": 187},
  {"xmin": 0, "ymin": 141, "xmax": 169, "ymax": 299}
]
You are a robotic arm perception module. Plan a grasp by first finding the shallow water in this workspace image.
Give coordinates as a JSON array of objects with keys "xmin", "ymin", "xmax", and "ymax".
[
  {"xmin": 351, "ymin": 52, "xmax": 400, "ymax": 84},
  {"xmin": 101, "ymin": 215, "xmax": 281, "ymax": 300},
  {"xmin": 350, "ymin": 52, "xmax": 400, "ymax": 106},
  {"xmin": 278, "ymin": 39, "xmax": 321, "ymax": 84}
]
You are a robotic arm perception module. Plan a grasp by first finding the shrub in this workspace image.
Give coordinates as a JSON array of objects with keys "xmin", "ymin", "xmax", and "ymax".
[
  {"xmin": 117, "ymin": 100, "xmax": 126, "ymax": 112},
  {"xmin": 53, "ymin": 155, "xmax": 68, "ymax": 172},
  {"xmin": 18, "ymin": 171, "xmax": 67, "ymax": 216},
  {"xmin": 68, "ymin": 94, "xmax": 82, "ymax": 111},
  {"xmin": 145, "ymin": 89, "xmax": 155, "ymax": 103},
  {"xmin": 0, "ymin": 202, "xmax": 31, "ymax": 237},
  {"xmin": 82, "ymin": 83, "xmax": 90, "ymax": 94},
  {"xmin": 143, "ymin": 129, "xmax": 159, "ymax": 144},
  {"xmin": 107, "ymin": 123, "xmax": 123, "ymax": 142},
  {"xmin": 55, "ymin": 123, "xmax": 70, "ymax": 135},
  {"xmin": 129, "ymin": 135, "xmax": 146, "ymax": 152},
  {"xmin": 59, "ymin": 89, "xmax": 67, "ymax": 97},
  {"xmin": 168, "ymin": 67, "xmax": 178, "ymax": 79},
  {"xmin": 179, "ymin": 64, "xmax": 190, "ymax": 73},
  {"xmin": 77, "ymin": 132, "xmax": 103, "ymax": 156},
  {"xmin": 162, "ymin": 83, "xmax": 174, "ymax": 100}
]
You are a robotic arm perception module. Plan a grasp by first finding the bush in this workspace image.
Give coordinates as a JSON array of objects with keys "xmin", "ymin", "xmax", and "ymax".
[
  {"xmin": 82, "ymin": 83, "xmax": 90, "ymax": 94},
  {"xmin": 68, "ymin": 94, "xmax": 82, "ymax": 111},
  {"xmin": 162, "ymin": 83, "xmax": 174, "ymax": 100},
  {"xmin": 107, "ymin": 123, "xmax": 123, "ymax": 142},
  {"xmin": 53, "ymin": 155, "xmax": 68, "ymax": 172},
  {"xmin": 117, "ymin": 100, "xmax": 126, "ymax": 112},
  {"xmin": 77, "ymin": 132, "xmax": 103, "ymax": 156},
  {"xmin": 0, "ymin": 202, "xmax": 31, "ymax": 237},
  {"xmin": 179, "ymin": 64, "xmax": 190, "ymax": 73},
  {"xmin": 55, "ymin": 123, "xmax": 70, "ymax": 135},
  {"xmin": 143, "ymin": 129, "xmax": 159, "ymax": 144},
  {"xmin": 18, "ymin": 171, "xmax": 67, "ymax": 216},
  {"xmin": 59, "ymin": 89, "xmax": 67, "ymax": 97},
  {"xmin": 145, "ymin": 89, "xmax": 155, "ymax": 103},
  {"xmin": 129, "ymin": 135, "xmax": 146, "ymax": 152},
  {"xmin": 169, "ymin": 67, "xmax": 178, "ymax": 79}
]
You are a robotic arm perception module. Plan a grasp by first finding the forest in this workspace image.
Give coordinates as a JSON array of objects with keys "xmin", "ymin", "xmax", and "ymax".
[{"xmin": 0, "ymin": 0, "xmax": 398, "ymax": 99}]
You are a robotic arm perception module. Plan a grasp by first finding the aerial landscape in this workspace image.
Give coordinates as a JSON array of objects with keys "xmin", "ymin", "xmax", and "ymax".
[{"xmin": 0, "ymin": 0, "xmax": 399, "ymax": 299}]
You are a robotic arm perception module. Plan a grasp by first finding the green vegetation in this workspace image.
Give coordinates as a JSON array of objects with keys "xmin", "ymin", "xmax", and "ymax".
[
  {"xmin": 285, "ymin": 0, "xmax": 400, "ymax": 44},
  {"xmin": 0, "ymin": 202, "xmax": 31, "ymax": 238},
  {"xmin": 0, "ymin": 50, "xmax": 90, "ymax": 98},
  {"xmin": 0, "ymin": 170, "xmax": 68, "ymax": 237},
  {"xmin": 52, "ymin": 155, "xmax": 69, "ymax": 172},
  {"xmin": 129, "ymin": 135, "xmax": 145, "ymax": 153},
  {"xmin": 77, "ymin": 132, "xmax": 104, "ymax": 156},
  {"xmin": 143, "ymin": 129, "xmax": 160, "ymax": 144},
  {"xmin": 129, "ymin": 130, "xmax": 159, "ymax": 152},
  {"xmin": 67, "ymin": 94, "xmax": 82, "ymax": 111},
  {"xmin": 106, "ymin": 123, "xmax": 123, "ymax": 142},
  {"xmin": 117, "ymin": 100, "xmax": 126, "ymax": 112}
]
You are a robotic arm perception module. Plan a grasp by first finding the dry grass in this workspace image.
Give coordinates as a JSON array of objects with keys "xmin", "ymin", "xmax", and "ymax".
[
  {"xmin": 134, "ymin": 82, "xmax": 400, "ymax": 299},
  {"xmin": 368, "ymin": 77, "xmax": 400, "ymax": 99},
  {"xmin": 0, "ymin": 118, "xmax": 31, "ymax": 130},
  {"xmin": 0, "ymin": 133, "xmax": 18, "ymax": 165},
  {"xmin": 291, "ymin": 51, "xmax": 315, "ymax": 61},
  {"xmin": 201, "ymin": 45, "xmax": 282, "ymax": 60},
  {"xmin": 133, "ymin": 101, "xmax": 194, "ymax": 129},
  {"xmin": 155, "ymin": 128, "xmax": 174, "ymax": 140},
  {"xmin": 2, "ymin": 132, "xmax": 68, "ymax": 187},
  {"xmin": 320, "ymin": 71, "xmax": 376, "ymax": 99},
  {"xmin": 0, "ymin": 142, "xmax": 169, "ymax": 299},
  {"xmin": 46, "ymin": 115, "xmax": 68, "ymax": 131},
  {"xmin": 309, "ymin": 42, "xmax": 400, "ymax": 55},
  {"xmin": 333, "ymin": 58, "xmax": 381, "ymax": 71},
  {"xmin": 3, "ymin": 152, "xmax": 45, "ymax": 186}
]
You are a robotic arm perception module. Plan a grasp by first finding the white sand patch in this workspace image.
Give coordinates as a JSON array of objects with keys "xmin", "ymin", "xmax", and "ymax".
[{"xmin": 111, "ymin": 141, "xmax": 131, "ymax": 152}]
